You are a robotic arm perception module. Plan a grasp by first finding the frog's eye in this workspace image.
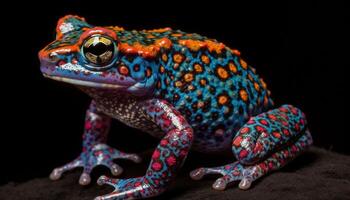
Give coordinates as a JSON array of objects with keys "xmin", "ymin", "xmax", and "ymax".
[{"xmin": 82, "ymin": 35, "xmax": 116, "ymax": 67}]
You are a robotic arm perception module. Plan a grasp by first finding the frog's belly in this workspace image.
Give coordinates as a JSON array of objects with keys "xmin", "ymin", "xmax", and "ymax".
[{"xmin": 95, "ymin": 98, "xmax": 236, "ymax": 154}]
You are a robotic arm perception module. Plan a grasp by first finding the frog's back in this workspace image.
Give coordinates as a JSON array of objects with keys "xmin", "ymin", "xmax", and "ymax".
[{"xmin": 116, "ymin": 27, "xmax": 274, "ymax": 152}]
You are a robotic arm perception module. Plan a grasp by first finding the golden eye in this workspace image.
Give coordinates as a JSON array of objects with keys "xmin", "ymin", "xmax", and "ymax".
[{"xmin": 82, "ymin": 35, "xmax": 115, "ymax": 66}]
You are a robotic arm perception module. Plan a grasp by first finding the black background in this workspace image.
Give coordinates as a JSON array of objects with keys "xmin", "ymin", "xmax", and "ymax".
[{"xmin": 0, "ymin": 1, "xmax": 346, "ymax": 185}]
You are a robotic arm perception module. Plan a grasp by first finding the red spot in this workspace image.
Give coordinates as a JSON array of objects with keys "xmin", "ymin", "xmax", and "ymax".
[
  {"xmin": 268, "ymin": 114, "xmax": 277, "ymax": 120},
  {"xmin": 166, "ymin": 156, "xmax": 177, "ymax": 166},
  {"xmin": 291, "ymin": 108, "xmax": 298, "ymax": 115},
  {"xmin": 295, "ymin": 123, "xmax": 300, "ymax": 131},
  {"xmin": 272, "ymin": 132, "xmax": 281, "ymax": 138},
  {"xmin": 279, "ymin": 107, "xmax": 289, "ymax": 113},
  {"xmin": 282, "ymin": 129, "xmax": 290, "ymax": 136},
  {"xmin": 259, "ymin": 163, "xmax": 268, "ymax": 172},
  {"xmin": 224, "ymin": 165, "xmax": 231, "ymax": 170},
  {"xmin": 240, "ymin": 127, "xmax": 250, "ymax": 134},
  {"xmin": 160, "ymin": 139, "xmax": 169, "ymax": 146},
  {"xmin": 282, "ymin": 120, "xmax": 289, "ymax": 126},
  {"xmin": 151, "ymin": 162, "xmax": 162, "ymax": 171},
  {"xmin": 161, "ymin": 114, "xmax": 171, "ymax": 127},
  {"xmin": 268, "ymin": 162, "xmax": 274, "ymax": 169},
  {"xmin": 152, "ymin": 150, "xmax": 160, "ymax": 159},
  {"xmin": 260, "ymin": 119, "xmax": 269, "ymax": 125},
  {"xmin": 134, "ymin": 182, "xmax": 142, "ymax": 187},
  {"xmin": 233, "ymin": 136, "xmax": 243, "ymax": 147},
  {"xmin": 255, "ymin": 125, "xmax": 266, "ymax": 133},
  {"xmin": 253, "ymin": 142, "xmax": 263, "ymax": 153},
  {"xmin": 239, "ymin": 149, "xmax": 248, "ymax": 159},
  {"xmin": 85, "ymin": 121, "xmax": 92, "ymax": 130}
]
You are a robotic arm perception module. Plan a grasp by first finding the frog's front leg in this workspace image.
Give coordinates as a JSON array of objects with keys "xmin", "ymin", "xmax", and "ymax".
[
  {"xmin": 95, "ymin": 99, "xmax": 193, "ymax": 200},
  {"xmin": 190, "ymin": 105, "xmax": 313, "ymax": 190},
  {"xmin": 50, "ymin": 100, "xmax": 141, "ymax": 185}
]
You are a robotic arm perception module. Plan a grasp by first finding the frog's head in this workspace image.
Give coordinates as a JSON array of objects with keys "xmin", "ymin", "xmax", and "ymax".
[{"xmin": 39, "ymin": 15, "xmax": 160, "ymax": 96}]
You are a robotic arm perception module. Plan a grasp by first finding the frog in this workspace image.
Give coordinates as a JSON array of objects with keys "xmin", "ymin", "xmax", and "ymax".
[{"xmin": 38, "ymin": 15, "xmax": 313, "ymax": 200}]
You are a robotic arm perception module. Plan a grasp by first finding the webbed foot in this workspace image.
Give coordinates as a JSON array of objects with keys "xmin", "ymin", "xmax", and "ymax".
[
  {"xmin": 190, "ymin": 162, "xmax": 260, "ymax": 190},
  {"xmin": 50, "ymin": 143, "xmax": 141, "ymax": 185}
]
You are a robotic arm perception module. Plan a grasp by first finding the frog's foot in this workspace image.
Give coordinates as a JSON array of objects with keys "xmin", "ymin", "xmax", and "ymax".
[
  {"xmin": 190, "ymin": 161, "xmax": 263, "ymax": 190},
  {"xmin": 191, "ymin": 105, "xmax": 313, "ymax": 190},
  {"xmin": 50, "ymin": 143, "xmax": 142, "ymax": 185},
  {"xmin": 94, "ymin": 176, "xmax": 162, "ymax": 200}
]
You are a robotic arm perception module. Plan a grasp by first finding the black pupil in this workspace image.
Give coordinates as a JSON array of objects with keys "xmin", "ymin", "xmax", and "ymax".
[{"xmin": 86, "ymin": 42, "xmax": 113, "ymax": 55}]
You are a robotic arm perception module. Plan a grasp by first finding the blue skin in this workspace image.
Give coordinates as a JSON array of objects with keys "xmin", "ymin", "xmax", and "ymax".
[{"xmin": 39, "ymin": 15, "xmax": 312, "ymax": 200}]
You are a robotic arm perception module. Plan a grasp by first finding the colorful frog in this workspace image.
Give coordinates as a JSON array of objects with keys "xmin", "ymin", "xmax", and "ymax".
[{"xmin": 38, "ymin": 15, "xmax": 313, "ymax": 200}]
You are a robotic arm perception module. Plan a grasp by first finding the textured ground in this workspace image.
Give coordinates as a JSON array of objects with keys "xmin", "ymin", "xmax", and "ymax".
[{"xmin": 1, "ymin": 147, "xmax": 350, "ymax": 200}]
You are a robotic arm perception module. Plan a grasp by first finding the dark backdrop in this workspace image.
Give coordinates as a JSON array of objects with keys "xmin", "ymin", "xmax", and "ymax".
[{"xmin": 0, "ymin": 1, "xmax": 345, "ymax": 185}]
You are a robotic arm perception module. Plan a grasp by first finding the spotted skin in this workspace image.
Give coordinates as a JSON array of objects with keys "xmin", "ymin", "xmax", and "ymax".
[{"xmin": 39, "ymin": 15, "xmax": 313, "ymax": 200}]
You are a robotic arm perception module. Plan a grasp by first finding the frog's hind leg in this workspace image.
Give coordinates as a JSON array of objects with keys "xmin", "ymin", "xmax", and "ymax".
[{"xmin": 190, "ymin": 104, "xmax": 313, "ymax": 190}]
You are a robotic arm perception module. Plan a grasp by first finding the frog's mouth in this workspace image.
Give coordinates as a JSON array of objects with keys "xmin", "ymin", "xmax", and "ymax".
[{"xmin": 43, "ymin": 74, "xmax": 127, "ymax": 89}]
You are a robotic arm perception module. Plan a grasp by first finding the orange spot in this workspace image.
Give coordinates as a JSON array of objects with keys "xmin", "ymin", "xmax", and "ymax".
[
  {"xmin": 240, "ymin": 59, "xmax": 248, "ymax": 69},
  {"xmin": 146, "ymin": 34, "xmax": 155, "ymax": 39},
  {"xmin": 173, "ymin": 53, "xmax": 184, "ymax": 63},
  {"xmin": 228, "ymin": 62, "xmax": 237, "ymax": 73},
  {"xmin": 162, "ymin": 53, "xmax": 168, "ymax": 62},
  {"xmin": 200, "ymin": 79, "xmax": 207, "ymax": 86},
  {"xmin": 218, "ymin": 95, "xmax": 228, "ymax": 105},
  {"xmin": 175, "ymin": 81, "xmax": 183, "ymax": 87},
  {"xmin": 264, "ymin": 95, "xmax": 269, "ymax": 106},
  {"xmin": 231, "ymin": 49, "xmax": 241, "ymax": 56},
  {"xmin": 254, "ymin": 82, "xmax": 260, "ymax": 91},
  {"xmin": 216, "ymin": 66, "xmax": 229, "ymax": 80},
  {"xmin": 194, "ymin": 63, "xmax": 203, "ymax": 73},
  {"xmin": 247, "ymin": 74, "xmax": 254, "ymax": 82},
  {"xmin": 240, "ymin": 89, "xmax": 249, "ymax": 102},
  {"xmin": 159, "ymin": 65, "xmax": 165, "ymax": 73},
  {"xmin": 197, "ymin": 101, "xmax": 204, "ymax": 108},
  {"xmin": 273, "ymin": 132, "xmax": 281, "ymax": 138},
  {"xmin": 146, "ymin": 68, "xmax": 152, "ymax": 77},
  {"xmin": 183, "ymin": 73, "xmax": 194, "ymax": 82},
  {"xmin": 201, "ymin": 55, "xmax": 210, "ymax": 64},
  {"xmin": 188, "ymin": 85, "xmax": 195, "ymax": 90},
  {"xmin": 260, "ymin": 78, "xmax": 267, "ymax": 89},
  {"xmin": 119, "ymin": 66, "xmax": 129, "ymax": 76}
]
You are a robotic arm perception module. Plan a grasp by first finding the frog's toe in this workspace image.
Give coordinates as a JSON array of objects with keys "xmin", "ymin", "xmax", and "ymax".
[
  {"xmin": 49, "ymin": 158, "xmax": 82, "ymax": 181},
  {"xmin": 79, "ymin": 172, "xmax": 92, "ymax": 185},
  {"xmin": 190, "ymin": 162, "xmax": 259, "ymax": 191}
]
